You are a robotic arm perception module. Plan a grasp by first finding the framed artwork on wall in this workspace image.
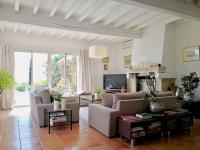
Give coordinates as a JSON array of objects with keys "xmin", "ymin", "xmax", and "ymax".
[
  {"xmin": 124, "ymin": 55, "xmax": 132, "ymax": 68},
  {"xmin": 102, "ymin": 57, "xmax": 109, "ymax": 64},
  {"xmin": 182, "ymin": 46, "xmax": 200, "ymax": 62},
  {"xmin": 104, "ymin": 64, "xmax": 108, "ymax": 71}
]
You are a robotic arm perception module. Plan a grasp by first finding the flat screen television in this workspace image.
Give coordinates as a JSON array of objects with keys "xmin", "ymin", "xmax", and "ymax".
[{"xmin": 103, "ymin": 74, "xmax": 127, "ymax": 92}]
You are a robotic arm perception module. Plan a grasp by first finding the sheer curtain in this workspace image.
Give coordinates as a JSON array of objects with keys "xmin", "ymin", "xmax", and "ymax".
[
  {"xmin": 77, "ymin": 50, "xmax": 93, "ymax": 92},
  {"xmin": 0, "ymin": 43, "xmax": 14, "ymax": 109}
]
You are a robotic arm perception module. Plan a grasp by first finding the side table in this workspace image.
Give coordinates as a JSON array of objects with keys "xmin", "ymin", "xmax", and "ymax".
[{"xmin": 45, "ymin": 109, "xmax": 72, "ymax": 134}]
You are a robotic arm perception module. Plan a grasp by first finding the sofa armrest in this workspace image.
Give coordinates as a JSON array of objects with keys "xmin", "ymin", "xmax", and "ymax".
[
  {"xmin": 36, "ymin": 103, "xmax": 53, "ymax": 127},
  {"xmin": 116, "ymin": 99, "xmax": 148, "ymax": 115},
  {"xmin": 88, "ymin": 104, "xmax": 119, "ymax": 137}
]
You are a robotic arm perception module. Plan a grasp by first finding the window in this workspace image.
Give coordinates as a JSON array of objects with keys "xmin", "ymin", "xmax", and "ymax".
[{"xmin": 50, "ymin": 54, "xmax": 77, "ymax": 95}]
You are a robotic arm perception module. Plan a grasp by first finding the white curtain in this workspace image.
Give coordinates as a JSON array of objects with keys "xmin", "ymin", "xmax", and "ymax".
[
  {"xmin": 77, "ymin": 50, "xmax": 93, "ymax": 92},
  {"xmin": 0, "ymin": 43, "xmax": 14, "ymax": 110}
]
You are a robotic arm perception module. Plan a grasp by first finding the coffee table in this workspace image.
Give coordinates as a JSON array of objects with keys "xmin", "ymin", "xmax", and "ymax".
[{"xmin": 45, "ymin": 109, "xmax": 72, "ymax": 134}]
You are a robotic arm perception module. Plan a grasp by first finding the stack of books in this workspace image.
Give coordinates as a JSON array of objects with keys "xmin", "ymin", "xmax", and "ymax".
[
  {"xmin": 119, "ymin": 115, "xmax": 141, "ymax": 122},
  {"xmin": 146, "ymin": 121, "xmax": 161, "ymax": 135},
  {"xmin": 131, "ymin": 127, "xmax": 145, "ymax": 138},
  {"xmin": 50, "ymin": 117, "xmax": 67, "ymax": 126},
  {"xmin": 136, "ymin": 113, "xmax": 152, "ymax": 119}
]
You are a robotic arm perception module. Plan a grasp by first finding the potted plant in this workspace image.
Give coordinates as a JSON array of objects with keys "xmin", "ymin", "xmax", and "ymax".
[
  {"xmin": 146, "ymin": 73, "xmax": 164, "ymax": 112},
  {"xmin": 53, "ymin": 94, "xmax": 64, "ymax": 111},
  {"xmin": 181, "ymin": 72, "xmax": 200, "ymax": 101},
  {"xmin": 95, "ymin": 88, "xmax": 101, "ymax": 99},
  {"xmin": 0, "ymin": 70, "xmax": 15, "ymax": 95}
]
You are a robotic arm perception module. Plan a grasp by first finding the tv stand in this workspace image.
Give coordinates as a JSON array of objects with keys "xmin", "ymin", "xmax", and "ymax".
[{"xmin": 105, "ymin": 89, "xmax": 121, "ymax": 93}]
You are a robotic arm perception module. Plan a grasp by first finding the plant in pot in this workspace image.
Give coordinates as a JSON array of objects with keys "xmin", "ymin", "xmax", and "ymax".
[
  {"xmin": 53, "ymin": 94, "xmax": 64, "ymax": 111},
  {"xmin": 0, "ymin": 70, "xmax": 15, "ymax": 95},
  {"xmin": 146, "ymin": 73, "xmax": 164, "ymax": 113},
  {"xmin": 95, "ymin": 88, "xmax": 101, "ymax": 99},
  {"xmin": 181, "ymin": 72, "xmax": 200, "ymax": 101}
]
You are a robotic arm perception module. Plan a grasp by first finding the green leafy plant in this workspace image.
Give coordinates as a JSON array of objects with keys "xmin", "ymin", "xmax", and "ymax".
[
  {"xmin": 0, "ymin": 70, "xmax": 15, "ymax": 94},
  {"xmin": 53, "ymin": 94, "xmax": 64, "ymax": 102},
  {"xmin": 15, "ymin": 83, "xmax": 29, "ymax": 92},
  {"xmin": 33, "ymin": 80, "xmax": 48, "ymax": 88},
  {"xmin": 95, "ymin": 88, "xmax": 101, "ymax": 96}
]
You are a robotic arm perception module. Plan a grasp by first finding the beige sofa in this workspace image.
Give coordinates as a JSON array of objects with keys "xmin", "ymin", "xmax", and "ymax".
[
  {"xmin": 88, "ymin": 91, "xmax": 178, "ymax": 137},
  {"xmin": 30, "ymin": 88, "xmax": 80, "ymax": 127}
]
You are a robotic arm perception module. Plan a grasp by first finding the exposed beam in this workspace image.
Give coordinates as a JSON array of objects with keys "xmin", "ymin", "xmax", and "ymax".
[
  {"xmin": 38, "ymin": 29, "xmax": 44, "ymax": 36},
  {"xmin": 49, "ymin": 0, "xmax": 62, "ymax": 18},
  {"xmin": 124, "ymin": 11, "xmax": 159, "ymax": 29},
  {"xmin": 78, "ymin": 0, "xmax": 105, "ymax": 22},
  {"xmin": 103, "ymin": 5, "xmax": 134, "ymax": 26},
  {"xmin": 0, "ymin": 25, "xmax": 5, "ymax": 32},
  {"xmin": 91, "ymin": 2, "xmax": 119, "ymax": 24},
  {"xmin": 112, "ymin": 0, "xmax": 200, "ymax": 21},
  {"xmin": 65, "ymin": 0, "xmax": 82, "ymax": 20},
  {"xmin": 14, "ymin": 25, "xmax": 18, "ymax": 33},
  {"xmin": 26, "ymin": 28, "xmax": 31, "ymax": 35},
  {"xmin": 113, "ymin": 8, "xmax": 148, "ymax": 28},
  {"xmin": 0, "ymin": 4, "xmax": 140, "ymax": 38},
  {"xmin": 14, "ymin": 0, "xmax": 20, "ymax": 13},
  {"xmin": 33, "ymin": 0, "xmax": 40, "ymax": 15}
]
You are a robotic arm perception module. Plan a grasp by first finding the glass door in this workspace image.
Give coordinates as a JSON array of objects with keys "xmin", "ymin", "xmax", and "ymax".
[{"xmin": 14, "ymin": 52, "xmax": 32, "ymax": 107}]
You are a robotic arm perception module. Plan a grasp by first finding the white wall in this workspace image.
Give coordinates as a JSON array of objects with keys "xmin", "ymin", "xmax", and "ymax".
[
  {"xmin": 0, "ymin": 31, "xmax": 128, "ymax": 91},
  {"xmin": 174, "ymin": 20, "xmax": 200, "ymax": 97},
  {"xmin": 132, "ymin": 23, "xmax": 166, "ymax": 65}
]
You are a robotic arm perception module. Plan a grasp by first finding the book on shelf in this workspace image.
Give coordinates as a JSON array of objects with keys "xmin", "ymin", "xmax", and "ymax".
[
  {"xmin": 136, "ymin": 113, "xmax": 152, "ymax": 119},
  {"xmin": 50, "ymin": 116, "xmax": 67, "ymax": 125},
  {"xmin": 119, "ymin": 115, "xmax": 141, "ymax": 122},
  {"xmin": 131, "ymin": 127, "xmax": 145, "ymax": 138}
]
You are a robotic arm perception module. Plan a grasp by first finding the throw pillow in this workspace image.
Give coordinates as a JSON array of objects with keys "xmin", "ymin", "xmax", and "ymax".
[
  {"xmin": 37, "ymin": 88, "xmax": 51, "ymax": 104},
  {"xmin": 112, "ymin": 91, "xmax": 146, "ymax": 108}
]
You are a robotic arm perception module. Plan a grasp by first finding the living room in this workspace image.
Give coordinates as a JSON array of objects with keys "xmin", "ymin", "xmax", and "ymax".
[{"xmin": 0, "ymin": 0, "xmax": 200, "ymax": 150}]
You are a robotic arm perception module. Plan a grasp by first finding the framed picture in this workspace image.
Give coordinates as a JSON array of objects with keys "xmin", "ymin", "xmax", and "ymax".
[
  {"xmin": 104, "ymin": 64, "xmax": 108, "ymax": 71},
  {"xmin": 182, "ymin": 46, "xmax": 200, "ymax": 62},
  {"xmin": 102, "ymin": 57, "xmax": 109, "ymax": 64},
  {"xmin": 124, "ymin": 55, "xmax": 132, "ymax": 68}
]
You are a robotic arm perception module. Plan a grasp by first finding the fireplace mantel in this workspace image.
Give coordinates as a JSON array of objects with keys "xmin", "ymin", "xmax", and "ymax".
[{"xmin": 128, "ymin": 66, "xmax": 166, "ymax": 74}]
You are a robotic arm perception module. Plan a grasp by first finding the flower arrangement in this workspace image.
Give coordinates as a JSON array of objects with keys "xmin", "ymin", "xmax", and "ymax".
[
  {"xmin": 181, "ymin": 72, "xmax": 200, "ymax": 100},
  {"xmin": 145, "ymin": 73, "xmax": 158, "ymax": 102}
]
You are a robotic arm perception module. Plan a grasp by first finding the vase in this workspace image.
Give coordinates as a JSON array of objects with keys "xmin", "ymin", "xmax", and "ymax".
[
  {"xmin": 175, "ymin": 87, "xmax": 183, "ymax": 99},
  {"xmin": 183, "ymin": 92, "xmax": 194, "ymax": 101},
  {"xmin": 94, "ymin": 93, "xmax": 99, "ymax": 100},
  {"xmin": 150, "ymin": 102, "xmax": 164, "ymax": 113},
  {"xmin": 54, "ymin": 101, "xmax": 61, "ymax": 111}
]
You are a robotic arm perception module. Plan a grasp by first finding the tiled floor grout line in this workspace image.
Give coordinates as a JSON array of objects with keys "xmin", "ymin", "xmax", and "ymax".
[
  {"xmin": 30, "ymin": 114, "xmax": 45, "ymax": 150},
  {"xmin": 18, "ymin": 119, "xmax": 22, "ymax": 150}
]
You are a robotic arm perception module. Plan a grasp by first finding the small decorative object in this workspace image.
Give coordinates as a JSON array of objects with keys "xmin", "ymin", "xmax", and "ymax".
[
  {"xmin": 0, "ymin": 70, "xmax": 15, "ymax": 96},
  {"xmin": 168, "ymin": 82, "xmax": 177, "ymax": 95},
  {"xmin": 181, "ymin": 72, "xmax": 200, "ymax": 101},
  {"xmin": 124, "ymin": 55, "xmax": 132, "ymax": 68},
  {"xmin": 53, "ymin": 94, "xmax": 64, "ymax": 111},
  {"xmin": 102, "ymin": 57, "xmax": 109, "ymax": 64},
  {"xmin": 182, "ymin": 46, "xmax": 200, "ymax": 62},
  {"xmin": 95, "ymin": 88, "xmax": 101, "ymax": 99},
  {"xmin": 104, "ymin": 64, "xmax": 108, "ymax": 71}
]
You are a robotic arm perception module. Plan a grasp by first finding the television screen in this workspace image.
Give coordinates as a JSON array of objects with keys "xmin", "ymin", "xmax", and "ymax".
[{"xmin": 103, "ymin": 74, "xmax": 127, "ymax": 90}]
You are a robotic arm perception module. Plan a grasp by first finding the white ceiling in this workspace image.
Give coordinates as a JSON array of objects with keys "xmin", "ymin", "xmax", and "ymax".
[{"xmin": 0, "ymin": 0, "xmax": 181, "ymax": 43}]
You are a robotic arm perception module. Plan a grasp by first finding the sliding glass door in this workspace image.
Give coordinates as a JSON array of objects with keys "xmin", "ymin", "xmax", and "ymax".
[{"xmin": 14, "ymin": 52, "xmax": 77, "ymax": 107}]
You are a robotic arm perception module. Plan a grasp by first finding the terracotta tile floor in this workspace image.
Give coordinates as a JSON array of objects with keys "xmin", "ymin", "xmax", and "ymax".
[{"xmin": 0, "ymin": 107, "xmax": 200, "ymax": 150}]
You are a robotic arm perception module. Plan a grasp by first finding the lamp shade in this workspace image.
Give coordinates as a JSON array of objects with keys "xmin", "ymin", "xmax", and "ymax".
[{"xmin": 89, "ymin": 45, "xmax": 108, "ymax": 58}]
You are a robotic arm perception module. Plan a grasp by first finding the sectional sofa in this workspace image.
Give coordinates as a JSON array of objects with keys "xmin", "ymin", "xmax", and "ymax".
[{"xmin": 88, "ymin": 91, "xmax": 179, "ymax": 137}]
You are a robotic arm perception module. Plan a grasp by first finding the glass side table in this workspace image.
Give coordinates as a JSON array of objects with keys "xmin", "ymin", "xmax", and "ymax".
[{"xmin": 44, "ymin": 109, "xmax": 72, "ymax": 134}]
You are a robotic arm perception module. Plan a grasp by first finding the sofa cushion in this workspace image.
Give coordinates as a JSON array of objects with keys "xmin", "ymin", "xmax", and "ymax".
[
  {"xmin": 101, "ymin": 93, "xmax": 113, "ymax": 108},
  {"xmin": 37, "ymin": 88, "xmax": 51, "ymax": 104},
  {"xmin": 156, "ymin": 91, "xmax": 173, "ymax": 97},
  {"xmin": 112, "ymin": 92, "xmax": 146, "ymax": 108}
]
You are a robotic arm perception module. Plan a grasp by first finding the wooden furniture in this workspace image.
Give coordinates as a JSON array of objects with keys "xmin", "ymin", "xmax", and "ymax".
[
  {"xmin": 45, "ymin": 109, "xmax": 72, "ymax": 134},
  {"xmin": 118, "ymin": 111, "xmax": 193, "ymax": 148},
  {"xmin": 181, "ymin": 100, "xmax": 200, "ymax": 119}
]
